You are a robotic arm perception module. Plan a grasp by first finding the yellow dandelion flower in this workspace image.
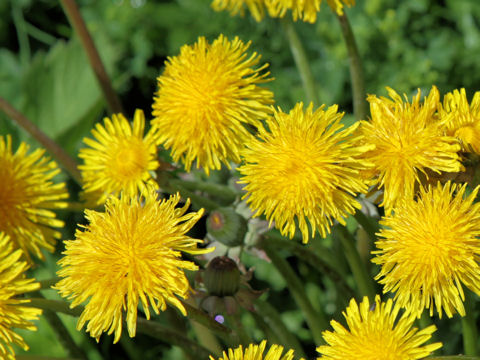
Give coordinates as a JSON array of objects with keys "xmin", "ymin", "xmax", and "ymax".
[
  {"xmin": 211, "ymin": 0, "xmax": 266, "ymax": 22},
  {"xmin": 265, "ymin": 0, "xmax": 355, "ymax": 22},
  {"xmin": 439, "ymin": 88, "xmax": 480, "ymax": 154},
  {"xmin": 0, "ymin": 135, "xmax": 68, "ymax": 261},
  {"xmin": 238, "ymin": 102, "xmax": 373, "ymax": 243},
  {"xmin": 0, "ymin": 232, "xmax": 42, "ymax": 360},
  {"xmin": 210, "ymin": 340, "xmax": 299, "ymax": 360},
  {"xmin": 55, "ymin": 191, "xmax": 211, "ymax": 343},
  {"xmin": 359, "ymin": 86, "xmax": 462, "ymax": 213},
  {"xmin": 79, "ymin": 109, "xmax": 160, "ymax": 205},
  {"xmin": 373, "ymin": 181, "xmax": 480, "ymax": 318},
  {"xmin": 152, "ymin": 35, "xmax": 274, "ymax": 175},
  {"xmin": 317, "ymin": 295, "xmax": 442, "ymax": 360}
]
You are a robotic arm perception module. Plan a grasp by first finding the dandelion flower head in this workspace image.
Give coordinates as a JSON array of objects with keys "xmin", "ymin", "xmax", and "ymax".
[
  {"xmin": 439, "ymin": 88, "xmax": 480, "ymax": 154},
  {"xmin": 359, "ymin": 86, "xmax": 462, "ymax": 213},
  {"xmin": 211, "ymin": 0, "xmax": 266, "ymax": 22},
  {"xmin": 0, "ymin": 135, "xmax": 68, "ymax": 261},
  {"xmin": 210, "ymin": 340, "xmax": 298, "ymax": 360},
  {"xmin": 238, "ymin": 102, "xmax": 373, "ymax": 243},
  {"xmin": 55, "ymin": 191, "xmax": 211, "ymax": 343},
  {"xmin": 373, "ymin": 181, "xmax": 480, "ymax": 318},
  {"xmin": 317, "ymin": 295, "xmax": 442, "ymax": 360},
  {"xmin": 79, "ymin": 109, "xmax": 160, "ymax": 206},
  {"xmin": 152, "ymin": 35, "xmax": 274, "ymax": 175},
  {"xmin": 0, "ymin": 232, "xmax": 42, "ymax": 360},
  {"xmin": 265, "ymin": 0, "xmax": 355, "ymax": 23}
]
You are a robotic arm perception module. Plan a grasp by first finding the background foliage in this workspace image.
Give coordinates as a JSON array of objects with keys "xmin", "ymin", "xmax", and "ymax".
[{"xmin": 2, "ymin": 0, "xmax": 480, "ymax": 358}]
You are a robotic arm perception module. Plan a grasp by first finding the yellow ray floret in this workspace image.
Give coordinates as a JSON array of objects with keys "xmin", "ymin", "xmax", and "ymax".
[
  {"xmin": 265, "ymin": 0, "xmax": 355, "ymax": 22},
  {"xmin": 211, "ymin": 0, "xmax": 266, "ymax": 21},
  {"xmin": 210, "ymin": 340, "xmax": 299, "ymax": 360},
  {"xmin": 317, "ymin": 295, "xmax": 442, "ymax": 359},
  {"xmin": 238, "ymin": 102, "xmax": 373, "ymax": 243},
  {"xmin": 79, "ymin": 109, "xmax": 160, "ymax": 205},
  {"xmin": 373, "ymin": 182, "xmax": 480, "ymax": 318},
  {"xmin": 439, "ymin": 88, "xmax": 480, "ymax": 154},
  {"xmin": 0, "ymin": 135, "xmax": 68, "ymax": 261},
  {"xmin": 152, "ymin": 35, "xmax": 274, "ymax": 175},
  {"xmin": 359, "ymin": 86, "xmax": 462, "ymax": 213},
  {"xmin": 55, "ymin": 191, "xmax": 212, "ymax": 343},
  {"xmin": 0, "ymin": 232, "xmax": 42, "ymax": 360}
]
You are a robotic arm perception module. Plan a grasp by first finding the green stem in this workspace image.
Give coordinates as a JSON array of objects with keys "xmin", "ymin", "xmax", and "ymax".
[
  {"xmin": 170, "ymin": 179, "xmax": 238, "ymax": 205},
  {"xmin": 60, "ymin": 0, "xmax": 124, "ymax": 114},
  {"xmin": 429, "ymin": 358, "xmax": 480, "ymax": 360},
  {"xmin": 260, "ymin": 238, "xmax": 327, "ymax": 345},
  {"xmin": 26, "ymin": 297, "xmax": 214, "ymax": 358},
  {"xmin": 136, "ymin": 318, "xmax": 212, "ymax": 358},
  {"xmin": 337, "ymin": 13, "xmax": 367, "ymax": 121},
  {"xmin": 180, "ymin": 299, "xmax": 232, "ymax": 343},
  {"xmin": 336, "ymin": 226, "xmax": 376, "ymax": 300},
  {"xmin": 280, "ymin": 18, "xmax": 319, "ymax": 106},
  {"xmin": 353, "ymin": 210, "xmax": 379, "ymax": 243},
  {"xmin": 254, "ymin": 299, "xmax": 306, "ymax": 358},
  {"xmin": 165, "ymin": 182, "xmax": 219, "ymax": 211},
  {"xmin": 0, "ymin": 97, "xmax": 83, "ymax": 185},
  {"xmin": 11, "ymin": 2, "xmax": 30, "ymax": 67},
  {"xmin": 462, "ymin": 290, "xmax": 478, "ymax": 356},
  {"xmin": 227, "ymin": 313, "xmax": 251, "ymax": 346},
  {"xmin": 264, "ymin": 231, "xmax": 355, "ymax": 300}
]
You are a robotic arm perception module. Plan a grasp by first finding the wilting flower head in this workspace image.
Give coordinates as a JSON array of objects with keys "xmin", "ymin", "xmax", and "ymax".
[
  {"xmin": 359, "ymin": 86, "xmax": 462, "ymax": 213},
  {"xmin": 0, "ymin": 135, "xmax": 68, "ymax": 261},
  {"xmin": 55, "ymin": 191, "xmax": 211, "ymax": 343},
  {"xmin": 152, "ymin": 35, "xmax": 273, "ymax": 175},
  {"xmin": 373, "ymin": 182, "xmax": 480, "ymax": 318},
  {"xmin": 238, "ymin": 102, "xmax": 373, "ymax": 243},
  {"xmin": 317, "ymin": 295, "xmax": 442, "ymax": 359},
  {"xmin": 211, "ymin": 0, "xmax": 266, "ymax": 21},
  {"xmin": 265, "ymin": 0, "xmax": 355, "ymax": 22},
  {"xmin": 439, "ymin": 88, "xmax": 480, "ymax": 154},
  {"xmin": 210, "ymin": 340, "xmax": 298, "ymax": 360},
  {"xmin": 79, "ymin": 109, "xmax": 160, "ymax": 205},
  {"xmin": 0, "ymin": 232, "xmax": 42, "ymax": 359}
]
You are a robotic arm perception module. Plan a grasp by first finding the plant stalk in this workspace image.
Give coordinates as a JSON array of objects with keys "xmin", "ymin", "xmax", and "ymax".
[
  {"xmin": 462, "ymin": 290, "xmax": 478, "ymax": 356},
  {"xmin": 337, "ymin": 13, "xmax": 367, "ymax": 121},
  {"xmin": 60, "ymin": 0, "xmax": 124, "ymax": 114}
]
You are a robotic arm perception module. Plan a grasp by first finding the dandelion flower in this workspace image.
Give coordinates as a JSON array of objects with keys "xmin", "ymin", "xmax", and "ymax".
[
  {"xmin": 265, "ymin": 0, "xmax": 355, "ymax": 22},
  {"xmin": 439, "ymin": 88, "xmax": 480, "ymax": 154},
  {"xmin": 0, "ymin": 135, "xmax": 68, "ymax": 261},
  {"xmin": 210, "ymin": 340, "xmax": 298, "ymax": 360},
  {"xmin": 79, "ymin": 109, "xmax": 160, "ymax": 205},
  {"xmin": 238, "ymin": 102, "xmax": 373, "ymax": 243},
  {"xmin": 152, "ymin": 35, "xmax": 274, "ymax": 175},
  {"xmin": 373, "ymin": 181, "xmax": 480, "ymax": 318},
  {"xmin": 211, "ymin": 0, "xmax": 265, "ymax": 22},
  {"xmin": 0, "ymin": 232, "xmax": 42, "ymax": 360},
  {"xmin": 359, "ymin": 86, "xmax": 462, "ymax": 213},
  {"xmin": 317, "ymin": 295, "xmax": 442, "ymax": 360},
  {"xmin": 55, "ymin": 191, "xmax": 211, "ymax": 343}
]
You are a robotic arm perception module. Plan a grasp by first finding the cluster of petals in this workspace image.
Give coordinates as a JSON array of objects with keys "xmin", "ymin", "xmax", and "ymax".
[
  {"xmin": 238, "ymin": 102, "xmax": 373, "ymax": 243},
  {"xmin": 55, "ymin": 191, "xmax": 211, "ymax": 343},
  {"xmin": 317, "ymin": 295, "xmax": 442, "ymax": 359},
  {"xmin": 211, "ymin": 0, "xmax": 355, "ymax": 22},
  {"xmin": 211, "ymin": 340, "xmax": 300, "ymax": 360},
  {"xmin": 0, "ymin": 135, "xmax": 68, "ymax": 261}
]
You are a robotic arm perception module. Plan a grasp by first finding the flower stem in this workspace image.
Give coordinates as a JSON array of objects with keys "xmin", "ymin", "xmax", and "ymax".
[
  {"xmin": 26, "ymin": 297, "xmax": 214, "ymax": 358},
  {"xmin": 259, "ymin": 238, "xmax": 327, "ymax": 345},
  {"xmin": 170, "ymin": 179, "xmax": 238, "ymax": 205},
  {"xmin": 462, "ymin": 290, "xmax": 479, "ymax": 356},
  {"xmin": 264, "ymin": 231, "xmax": 355, "ymax": 300},
  {"xmin": 353, "ymin": 210, "xmax": 379, "ymax": 243},
  {"xmin": 60, "ymin": 0, "xmax": 123, "ymax": 114},
  {"xmin": 281, "ymin": 18, "xmax": 319, "ymax": 106},
  {"xmin": 254, "ymin": 299, "xmax": 306, "ymax": 358},
  {"xmin": 0, "ymin": 97, "xmax": 82, "ymax": 185},
  {"xmin": 337, "ymin": 12, "xmax": 367, "ymax": 121},
  {"xmin": 335, "ymin": 226, "xmax": 376, "ymax": 300}
]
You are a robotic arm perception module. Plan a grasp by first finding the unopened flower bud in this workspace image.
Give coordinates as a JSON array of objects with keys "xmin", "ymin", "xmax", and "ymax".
[
  {"xmin": 204, "ymin": 256, "xmax": 241, "ymax": 297},
  {"xmin": 206, "ymin": 207, "xmax": 247, "ymax": 247}
]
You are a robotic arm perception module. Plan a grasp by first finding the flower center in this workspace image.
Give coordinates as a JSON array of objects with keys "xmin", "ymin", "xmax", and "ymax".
[
  {"xmin": 111, "ymin": 140, "xmax": 149, "ymax": 180},
  {"xmin": 0, "ymin": 164, "xmax": 27, "ymax": 230}
]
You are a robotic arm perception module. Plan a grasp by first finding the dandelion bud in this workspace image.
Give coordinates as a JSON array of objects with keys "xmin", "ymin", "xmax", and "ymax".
[
  {"xmin": 204, "ymin": 256, "xmax": 241, "ymax": 297},
  {"xmin": 206, "ymin": 207, "xmax": 247, "ymax": 247}
]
